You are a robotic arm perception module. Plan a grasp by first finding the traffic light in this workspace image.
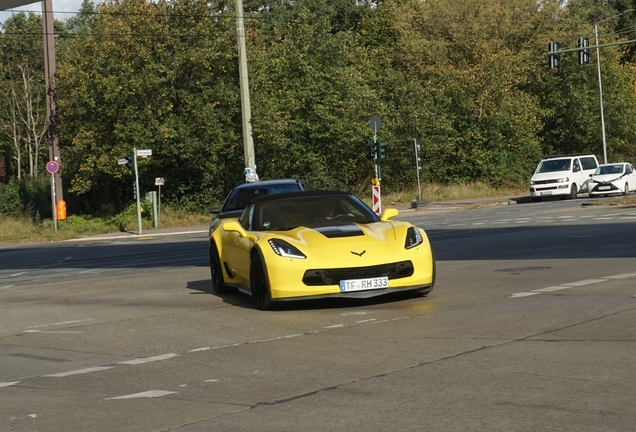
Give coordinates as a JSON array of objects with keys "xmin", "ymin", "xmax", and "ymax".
[
  {"xmin": 125, "ymin": 153, "xmax": 134, "ymax": 173},
  {"xmin": 376, "ymin": 141, "xmax": 386, "ymax": 163},
  {"xmin": 548, "ymin": 41, "xmax": 560, "ymax": 69},
  {"xmin": 410, "ymin": 140, "xmax": 421, "ymax": 170},
  {"xmin": 368, "ymin": 140, "xmax": 376, "ymax": 160},
  {"xmin": 578, "ymin": 37, "xmax": 590, "ymax": 65}
]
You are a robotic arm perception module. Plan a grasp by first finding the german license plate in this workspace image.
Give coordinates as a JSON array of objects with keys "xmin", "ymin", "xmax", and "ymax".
[
  {"xmin": 598, "ymin": 186, "xmax": 611, "ymax": 190},
  {"xmin": 540, "ymin": 191, "xmax": 552, "ymax": 196},
  {"xmin": 339, "ymin": 277, "xmax": 388, "ymax": 292}
]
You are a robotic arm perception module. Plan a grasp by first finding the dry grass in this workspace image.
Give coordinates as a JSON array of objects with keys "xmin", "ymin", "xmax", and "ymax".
[{"xmin": 364, "ymin": 182, "xmax": 527, "ymax": 207}]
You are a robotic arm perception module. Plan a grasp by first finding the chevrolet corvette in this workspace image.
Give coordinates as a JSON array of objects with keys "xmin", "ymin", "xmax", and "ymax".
[{"xmin": 208, "ymin": 191, "xmax": 435, "ymax": 310}]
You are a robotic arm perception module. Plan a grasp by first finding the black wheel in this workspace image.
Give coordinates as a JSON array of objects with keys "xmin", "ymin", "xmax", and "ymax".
[
  {"xmin": 624, "ymin": 183, "xmax": 629, "ymax": 196},
  {"xmin": 209, "ymin": 243, "xmax": 230, "ymax": 294},
  {"xmin": 561, "ymin": 184, "xmax": 577, "ymax": 200},
  {"xmin": 250, "ymin": 253, "xmax": 273, "ymax": 310}
]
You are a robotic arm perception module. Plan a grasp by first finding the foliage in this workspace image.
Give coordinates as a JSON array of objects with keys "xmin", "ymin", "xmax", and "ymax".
[
  {"xmin": 1, "ymin": 0, "xmax": 636, "ymax": 219},
  {"xmin": 0, "ymin": 177, "xmax": 21, "ymax": 216}
]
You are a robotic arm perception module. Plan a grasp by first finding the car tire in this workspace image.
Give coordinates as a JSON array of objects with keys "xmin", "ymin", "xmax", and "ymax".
[
  {"xmin": 562, "ymin": 184, "xmax": 577, "ymax": 200},
  {"xmin": 209, "ymin": 243, "xmax": 230, "ymax": 294},
  {"xmin": 250, "ymin": 251, "xmax": 273, "ymax": 311},
  {"xmin": 624, "ymin": 183, "xmax": 629, "ymax": 196}
]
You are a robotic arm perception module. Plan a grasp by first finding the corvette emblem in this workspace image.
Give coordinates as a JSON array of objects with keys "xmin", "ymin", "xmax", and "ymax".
[{"xmin": 351, "ymin": 250, "xmax": 366, "ymax": 257}]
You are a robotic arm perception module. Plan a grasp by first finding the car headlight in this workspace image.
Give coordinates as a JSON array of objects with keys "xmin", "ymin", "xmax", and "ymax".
[
  {"xmin": 404, "ymin": 226, "xmax": 423, "ymax": 249},
  {"xmin": 268, "ymin": 239, "xmax": 306, "ymax": 259},
  {"xmin": 555, "ymin": 177, "xmax": 569, "ymax": 183},
  {"xmin": 530, "ymin": 180, "xmax": 536, "ymax": 185}
]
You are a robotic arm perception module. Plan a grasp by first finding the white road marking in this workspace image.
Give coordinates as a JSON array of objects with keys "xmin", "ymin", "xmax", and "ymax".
[
  {"xmin": 189, "ymin": 347, "xmax": 211, "ymax": 352},
  {"xmin": 533, "ymin": 286, "xmax": 573, "ymax": 293},
  {"xmin": 205, "ymin": 379, "xmax": 219, "ymax": 383},
  {"xmin": 27, "ymin": 319, "xmax": 94, "ymax": 329},
  {"xmin": 45, "ymin": 366, "xmax": 113, "ymax": 377},
  {"xmin": 0, "ymin": 285, "xmax": 15, "ymax": 290},
  {"xmin": 604, "ymin": 273, "xmax": 636, "ymax": 279},
  {"xmin": 510, "ymin": 292, "xmax": 540, "ymax": 298},
  {"xmin": 106, "ymin": 390, "xmax": 177, "ymax": 400},
  {"xmin": 0, "ymin": 381, "xmax": 19, "ymax": 387},
  {"xmin": 340, "ymin": 312, "xmax": 366, "ymax": 316},
  {"xmin": 323, "ymin": 324, "xmax": 344, "ymax": 329},
  {"xmin": 11, "ymin": 272, "xmax": 26, "ymax": 277},
  {"xmin": 23, "ymin": 330, "xmax": 84, "ymax": 334},
  {"xmin": 356, "ymin": 319, "xmax": 377, "ymax": 323},
  {"xmin": 562, "ymin": 279, "xmax": 607, "ymax": 286},
  {"xmin": 118, "ymin": 353, "xmax": 178, "ymax": 365},
  {"xmin": 512, "ymin": 273, "xmax": 634, "ymax": 298}
]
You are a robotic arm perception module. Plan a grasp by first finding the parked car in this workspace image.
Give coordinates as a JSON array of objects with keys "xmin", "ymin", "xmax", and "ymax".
[
  {"xmin": 529, "ymin": 154, "xmax": 599, "ymax": 201},
  {"xmin": 208, "ymin": 191, "xmax": 436, "ymax": 310},
  {"xmin": 588, "ymin": 162, "xmax": 636, "ymax": 197},
  {"xmin": 208, "ymin": 178, "xmax": 313, "ymax": 293}
]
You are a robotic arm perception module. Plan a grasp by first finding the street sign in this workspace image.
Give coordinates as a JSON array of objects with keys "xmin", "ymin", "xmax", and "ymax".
[
  {"xmin": 369, "ymin": 115, "xmax": 382, "ymax": 135},
  {"xmin": 118, "ymin": 158, "xmax": 128, "ymax": 165},
  {"xmin": 136, "ymin": 149, "xmax": 152, "ymax": 157},
  {"xmin": 155, "ymin": 177, "xmax": 165, "ymax": 186},
  {"xmin": 46, "ymin": 161, "xmax": 59, "ymax": 174},
  {"xmin": 372, "ymin": 185, "xmax": 381, "ymax": 215}
]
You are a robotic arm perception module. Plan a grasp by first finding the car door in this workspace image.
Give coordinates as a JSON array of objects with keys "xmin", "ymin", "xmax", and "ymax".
[
  {"xmin": 222, "ymin": 206, "xmax": 257, "ymax": 286},
  {"xmin": 627, "ymin": 164, "xmax": 636, "ymax": 191}
]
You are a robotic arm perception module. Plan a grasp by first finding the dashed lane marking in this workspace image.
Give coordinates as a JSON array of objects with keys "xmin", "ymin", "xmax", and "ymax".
[
  {"xmin": 106, "ymin": 390, "xmax": 177, "ymax": 400},
  {"xmin": 45, "ymin": 367, "xmax": 113, "ymax": 377},
  {"xmin": 118, "ymin": 353, "xmax": 178, "ymax": 365},
  {"xmin": 511, "ymin": 273, "xmax": 636, "ymax": 298},
  {"xmin": 0, "ymin": 381, "xmax": 19, "ymax": 388}
]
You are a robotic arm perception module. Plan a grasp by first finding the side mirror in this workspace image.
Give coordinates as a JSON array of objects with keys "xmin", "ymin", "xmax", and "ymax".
[
  {"xmin": 380, "ymin": 208, "xmax": 399, "ymax": 221},
  {"xmin": 209, "ymin": 206, "xmax": 220, "ymax": 214}
]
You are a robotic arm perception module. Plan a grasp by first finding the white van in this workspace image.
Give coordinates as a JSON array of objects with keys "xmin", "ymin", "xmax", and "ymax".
[{"xmin": 530, "ymin": 154, "xmax": 599, "ymax": 202}]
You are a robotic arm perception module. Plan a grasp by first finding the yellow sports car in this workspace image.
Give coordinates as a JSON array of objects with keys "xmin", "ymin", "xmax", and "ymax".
[{"xmin": 208, "ymin": 191, "xmax": 435, "ymax": 310}]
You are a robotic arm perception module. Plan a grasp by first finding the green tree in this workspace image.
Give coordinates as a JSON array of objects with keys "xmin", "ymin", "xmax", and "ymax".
[{"xmin": 57, "ymin": 0, "xmax": 243, "ymax": 212}]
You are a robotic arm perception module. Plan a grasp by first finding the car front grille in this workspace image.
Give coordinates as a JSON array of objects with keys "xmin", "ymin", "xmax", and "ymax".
[
  {"xmin": 532, "ymin": 179, "xmax": 558, "ymax": 185},
  {"xmin": 302, "ymin": 261, "xmax": 414, "ymax": 286}
]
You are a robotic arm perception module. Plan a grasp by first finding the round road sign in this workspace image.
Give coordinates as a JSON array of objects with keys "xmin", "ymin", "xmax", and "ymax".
[{"xmin": 46, "ymin": 161, "xmax": 59, "ymax": 174}]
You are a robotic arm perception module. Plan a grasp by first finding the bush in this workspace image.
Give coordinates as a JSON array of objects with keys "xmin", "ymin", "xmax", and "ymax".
[{"xmin": 0, "ymin": 178, "xmax": 22, "ymax": 216}]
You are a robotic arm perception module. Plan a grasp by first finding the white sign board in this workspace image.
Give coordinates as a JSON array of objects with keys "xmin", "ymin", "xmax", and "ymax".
[
  {"xmin": 136, "ymin": 149, "xmax": 152, "ymax": 157},
  {"xmin": 118, "ymin": 158, "xmax": 128, "ymax": 165},
  {"xmin": 155, "ymin": 177, "xmax": 165, "ymax": 186}
]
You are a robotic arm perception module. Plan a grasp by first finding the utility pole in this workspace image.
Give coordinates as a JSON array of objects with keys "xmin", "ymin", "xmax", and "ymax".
[
  {"xmin": 235, "ymin": 0, "xmax": 258, "ymax": 182},
  {"xmin": 42, "ymin": 0, "xmax": 63, "ymax": 214}
]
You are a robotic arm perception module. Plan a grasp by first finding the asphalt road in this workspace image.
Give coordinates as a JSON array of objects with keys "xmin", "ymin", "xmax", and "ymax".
[{"xmin": 1, "ymin": 197, "xmax": 635, "ymax": 431}]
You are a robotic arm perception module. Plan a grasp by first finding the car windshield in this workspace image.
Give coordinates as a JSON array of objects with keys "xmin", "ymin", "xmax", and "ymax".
[
  {"xmin": 594, "ymin": 165, "xmax": 624, "ymax": 175},
  {"xmin": 223, "ymin": 184, "xmax": 301, "ymax": 212},
  {"xmin": 253, "ymin": 195, "xmax": 378, "ymax": 231},
  {"xmin": 536, "ymin": 159, "xmax": 571, "ymax": 173}
]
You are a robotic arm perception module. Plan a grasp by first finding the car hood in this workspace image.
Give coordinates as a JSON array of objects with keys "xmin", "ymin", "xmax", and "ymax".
[
  {"xmin": 591, "ymin": 173, "xmax": 625, "ymax": 183},
  {"xmin": 531, "ymin": 172, "xmax": 569, "ymax": 181},
  {"xmin": 260, "ymin": 221, "xmax": 417, "ymax": 262}
]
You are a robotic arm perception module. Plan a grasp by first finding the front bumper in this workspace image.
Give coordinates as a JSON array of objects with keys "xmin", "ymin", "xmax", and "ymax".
[{"xmin": 589, "ymin": 182, "xmax": 622, "ymax": 195}]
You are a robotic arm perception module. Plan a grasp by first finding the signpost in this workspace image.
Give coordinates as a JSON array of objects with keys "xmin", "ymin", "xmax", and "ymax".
[
  {"xmin": 369, "ymin": 115, "xmax": 382, "ymax": 214},
  {"xmin": 46, "ymin": 161, "xmax": 59, "ymax": 233},
  {"xmin": 155, "ymin": 177, "xmax": 164, "ymax": 227}
]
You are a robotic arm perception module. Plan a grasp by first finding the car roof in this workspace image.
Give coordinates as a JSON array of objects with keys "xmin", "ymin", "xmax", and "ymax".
[
  {"xmin": 250, "ymin": 190, "xmax": 350, "ymax": 205},
  {"xmin": 232, "ymin": 179, "xmax": 305, "ymax": 190}
]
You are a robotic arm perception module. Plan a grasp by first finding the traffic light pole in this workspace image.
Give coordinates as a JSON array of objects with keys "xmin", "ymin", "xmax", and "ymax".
[{"xmin": 594, "ymin": 21, "xmax": 608, "ymax": 164}]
